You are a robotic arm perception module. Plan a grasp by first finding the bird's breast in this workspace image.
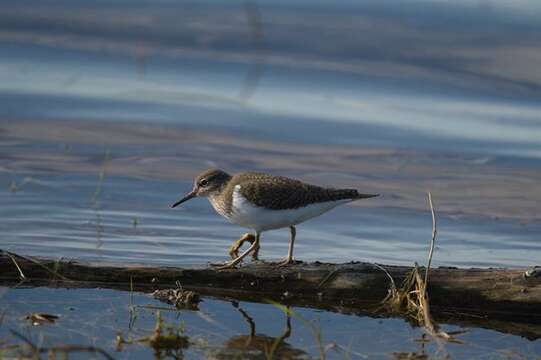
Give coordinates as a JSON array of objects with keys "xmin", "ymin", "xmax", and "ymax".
[
  {"xmin": 228, "ymin": 185, "xmax": 351, "ymax": 231},
  {"xmin": 208, "ymin": 194, "xmax": 231, "ymax": 220}
]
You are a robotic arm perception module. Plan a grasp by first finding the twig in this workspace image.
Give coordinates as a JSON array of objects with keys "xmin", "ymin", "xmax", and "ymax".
[
  {"xmin": 418, "ymin": 193, "xmax": 454, "ymax": 342},
  {"xmin": 424, "ymin": 192, "xmax": 437, "ymax": 290},
  {"xmin": 1, "ymin": 250, "xmax": 69, "ymax": 281},
  {"xmin": 378, "ymin": 192, "xmax": 457, "ymax": 345},
  {"xmin": 128, "ymin": 276, "xmax": 137, "ymax": 330},
  {"xmin": 372, "ymin": 263, "xmax": 397, "ymax": 292},
  {"xmin": 6, "ymin": 252, "xmax": 25, "ymax": 280},
  {"xmin": 133, "ymin": 304, "xmax": 184, "ymax": 312}
]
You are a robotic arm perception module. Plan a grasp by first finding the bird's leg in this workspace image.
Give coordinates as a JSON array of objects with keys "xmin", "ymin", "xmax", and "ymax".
[
  {"xmin": 278, "ymin": 226, "xmax": 296, "ymax": 267},
  {"xmin": 211, "ymin": 233, "xmax": 258, "ymax": 267},
  {"xmin": 229, "ymin": 233, "xmax": 250, "ymax": 259},
  {"xmin": 214, "ymin": 232, "xmax": 261, "ymax": 270},
  {"xmin": 252, "ymin": 240, "xmax": 260, "ymax": 261},
  {"xmin": 229, "ymin": 233, "xmax": 259, "ymax": 261}
]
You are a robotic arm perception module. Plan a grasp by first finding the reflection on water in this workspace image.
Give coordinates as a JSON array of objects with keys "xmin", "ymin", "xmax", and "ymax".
[
  {"xmin": 1, "ymin": 287, "xmax": 540, "ymax": 359},
  {"xmin": 209, "ymin": 302, "xmax": 310, "ymax": 360}
]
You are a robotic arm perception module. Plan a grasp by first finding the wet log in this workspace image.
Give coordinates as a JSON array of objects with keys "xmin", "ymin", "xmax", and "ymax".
[{"xmin": 1, "ymin": 252, "xmax": 541, "ymax": 337}]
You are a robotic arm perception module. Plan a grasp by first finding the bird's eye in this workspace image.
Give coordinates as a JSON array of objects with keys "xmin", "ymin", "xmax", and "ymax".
[{"xmin": 199, "ymin": 179, "xmax": 208, "ymax": 187}]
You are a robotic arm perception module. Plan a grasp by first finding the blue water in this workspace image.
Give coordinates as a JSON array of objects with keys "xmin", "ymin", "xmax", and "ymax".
[
  {"xmin": 1, "ymin": 0, "xmax": 541, "ymax": 158},
  {"xmin": 1, "ymin": 173, "xmax": 540, "ymax": 268},
  {"xmin": 1, "ymin": 287, "xmax": 540, "ymax": 359}
]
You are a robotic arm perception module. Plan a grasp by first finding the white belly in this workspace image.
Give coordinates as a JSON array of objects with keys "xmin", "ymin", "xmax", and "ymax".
[{"xmin": 225, "ymin": 185, "xmax": 351, "ymax": 232}]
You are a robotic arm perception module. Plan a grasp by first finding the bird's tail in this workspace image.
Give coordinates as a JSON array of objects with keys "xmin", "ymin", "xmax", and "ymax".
[
  {"xmin": 329, "ymin": 188, "xmax": 379, "ymax": 201},
  {"xmin": 355, "ymin": 192, "xmax": 379, "ymax": 199}
]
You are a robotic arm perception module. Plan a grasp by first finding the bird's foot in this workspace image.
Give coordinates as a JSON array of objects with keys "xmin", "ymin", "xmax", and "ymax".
[
  {"xmin": 209, "ymin": 260, "xmax": 230, "ymax": 267},
  {"xmin": 229, "ymin": 233, "xmax": 259, "ymax": 261},
  {"xmin": 277, "ymin": 257, "xmax": 296, "ymax": 267},
  {"xmin": 213, "ymin": 233, "xmax": 261, "ymax": 270},
  {"xmin": 251, "ymin": 246, "xmax": 260, "ymax": 261},
  {"xmin": 210, "ymin": 260, "xmax": 240, "ymax": 270}
]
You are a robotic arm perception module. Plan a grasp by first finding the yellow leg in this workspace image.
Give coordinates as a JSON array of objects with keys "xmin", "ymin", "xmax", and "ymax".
[
  {"xmin": 215, "ymin": 232, "xmax": 261, "ymax": 270},
  {"xmin": 278, "ymin": 226, "xmax": 296, "ymax": 267},
  {"xmin": 229, "ymin": 233, "xmax": 260, "ymax": 261}
]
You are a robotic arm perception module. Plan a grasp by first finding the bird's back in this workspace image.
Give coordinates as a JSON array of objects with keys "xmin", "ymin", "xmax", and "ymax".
[{"xmin": 223, "ymin": 172, "xmax": 375, "ymax": 211}]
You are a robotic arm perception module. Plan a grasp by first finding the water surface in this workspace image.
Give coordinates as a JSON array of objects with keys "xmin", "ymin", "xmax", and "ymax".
[
  {"xmin": 1, "ymin": 120, "xmax": 540, "ymax": 268},
  {"xmin": 1, "ymin": 287, "xmax": 540, "ymax": 359}
]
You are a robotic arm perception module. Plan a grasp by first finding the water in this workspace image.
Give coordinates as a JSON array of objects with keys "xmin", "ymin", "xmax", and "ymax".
[
  {"xmin": 2, "ymin": 287, "xmax": 540, "ymax": 359},
  {"xmin": 1, "ymin": 120, "xmax": 540, "ymax": 268},
  {"xmin": 1, "ymin": 0, "xmax": 541, "ymax": 358}
]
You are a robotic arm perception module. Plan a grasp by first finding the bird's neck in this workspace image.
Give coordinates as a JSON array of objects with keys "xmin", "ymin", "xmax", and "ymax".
[
  {"xmin": 207, "ymin": 177, "xmax": 232, "ymax": 217},
  {"xmin": 208, "ymin": 191, "xmax": 229, "ymax": 218}
]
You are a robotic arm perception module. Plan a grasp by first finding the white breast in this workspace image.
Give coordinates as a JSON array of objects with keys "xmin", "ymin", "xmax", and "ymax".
[{"xmin": 228, "ymin": 185, "xmax": 351, "ymax": 232}]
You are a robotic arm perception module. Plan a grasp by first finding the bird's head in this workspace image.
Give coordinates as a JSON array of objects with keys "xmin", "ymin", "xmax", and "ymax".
[{"xmin": 171, "ymin": 169, "xmax": 231, "ymax": 208}]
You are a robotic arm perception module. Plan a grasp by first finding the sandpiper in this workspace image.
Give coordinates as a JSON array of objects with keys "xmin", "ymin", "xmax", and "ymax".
[{"xmin": 171, "ymin": 169, "xmax": 378, "ymax": 269}]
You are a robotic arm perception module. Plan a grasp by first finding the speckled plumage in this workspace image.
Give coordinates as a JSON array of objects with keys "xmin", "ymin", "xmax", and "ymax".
[{"xmin": 218, "ymin": 172, "xmax": 374, "ymax": 213}]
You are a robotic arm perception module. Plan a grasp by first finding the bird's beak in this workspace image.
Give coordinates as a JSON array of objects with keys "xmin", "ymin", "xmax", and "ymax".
[{"xmin": 171, "ymin": 190, "xmax": 196, "ymax": 208}]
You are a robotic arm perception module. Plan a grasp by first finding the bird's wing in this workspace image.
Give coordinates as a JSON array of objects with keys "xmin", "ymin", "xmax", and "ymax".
[{"xmin": 238, "ymin": 175, "xmax": 362, "ymax": 210}]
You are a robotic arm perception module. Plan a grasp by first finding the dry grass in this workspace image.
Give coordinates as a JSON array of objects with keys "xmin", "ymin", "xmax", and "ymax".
[
  {"xmin": 116, "ymin": 311, "xmax": 189, "ymax": 357},
  {"xmin": 1, "ymin": 250, "xmax": 69, "ymax": 281},
  {"xmin": 5, "ymin": 251, "xmax": 25, "ymax": 280},
  {"xmin": 380, "ymin": 192, "xmax": 460, "ymax": 342}
]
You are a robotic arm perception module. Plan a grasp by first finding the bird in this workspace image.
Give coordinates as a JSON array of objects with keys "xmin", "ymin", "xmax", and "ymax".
[{"xmin": 171, "ymin": 169, "xmax": 378, "ymax": 269}]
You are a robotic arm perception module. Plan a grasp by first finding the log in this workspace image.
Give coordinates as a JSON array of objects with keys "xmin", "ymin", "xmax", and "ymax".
[{"xmin": 1, "ymin": 252, "xmax": 541, "ymax": 339}]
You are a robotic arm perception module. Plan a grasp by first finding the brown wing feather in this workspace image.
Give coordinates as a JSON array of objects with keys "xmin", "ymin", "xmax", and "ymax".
[{"xmin": 230, "ymin": 172, "xmax": 376, "ymax": 210}]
